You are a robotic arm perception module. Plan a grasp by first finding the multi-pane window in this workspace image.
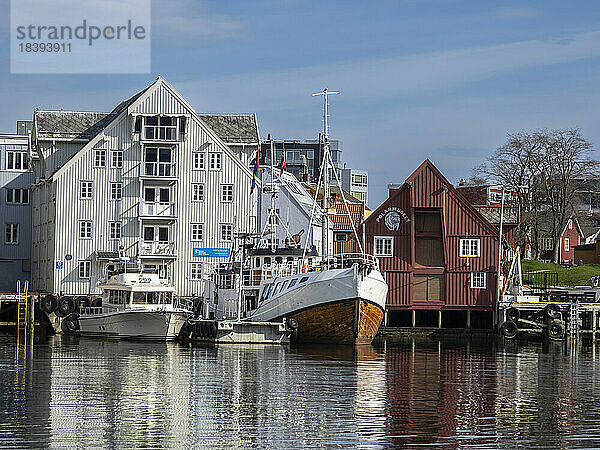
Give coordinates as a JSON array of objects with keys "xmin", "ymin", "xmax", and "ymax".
[
  {"xmin": 192, "ymin": 183, "xmax": 204, "ymax": 202},
  {"xmin": 79, "ymin": 220, "xmax": 92, "ymax": 239},
  {"xmin": 94, "ymin": 149, "xmax": 107, "ymax": 167},
  {"xmin": 6, "ymin": 151, "xmax": 28, "ymax": 170},
  {"xmin": 190, "ymin": 263, "xmax": 202, "ymax": 280},
  {"xmin": 220, "ymin": 223, "xmax": 233, "ymax": 242},
  {"xmin": 564, "ymin": 238, "xmax": 570, "ymax": 252},
  {"xmin": 209, "ymin": 152, "xmax": 222, "ymax": 170},
  {"xmin": 459, "ymin": 238, "xmax": 480, "ymax": 257},
  {"xmin": 144, "ymin": 116, "xmax": 178, "ymax": 141},
  {"xmin": 6, "ymin": 188, "xmax": 29, "ymax": 204},
  {"xmin": 191, "ymin": 223, "xmax": 203, "ymax": 241},
  {"xmin": 79, "ymin": 261, "xmax": 91, "ymax": 279},
  {"xmin": 5, "ymin": 223, "xmax": 19, "ymax": 244},
  {"xmin": 110, "ymin": 182, "xmax": 123, "ymax": 200},
  {"xmin": 111, "ymin": 150, "xmax": 123, "ymax": 168},
  {"xmin": 540, "ymin": 237, "xmax": 554, "ymax": 251},
  {"xmin": 374, "ymin": 236, "xmax": 393, "ymax": 256},
  {"xmin": 352, "ymin": 191, "xmax": 366, "ymax": 202},
  {"xmin": 221, "ymin": 184, "xmax": 233, "ymax": 202},
  {"xmin": 109, "ymin": 221, "xmax": 122, "ymax": 240},
  {"xmin": 471, "ymin": 272, "xmax": 486, "ymax": 289},
  {"xmin": 144, "ymin": 147, "xmax": 173, "ymax": 176},
  {"xmin": 80, "ymin": 181, "xmax": 93, "ymax": 199},
  {"xmin": 193, "ymin": 152, "xmax": 205, "ymax": 170}
]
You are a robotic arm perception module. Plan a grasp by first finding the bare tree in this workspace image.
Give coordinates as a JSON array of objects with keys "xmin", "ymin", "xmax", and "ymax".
[{"xmin": 479, "ymin": 128, "xmax": 598, "ymax": 263}]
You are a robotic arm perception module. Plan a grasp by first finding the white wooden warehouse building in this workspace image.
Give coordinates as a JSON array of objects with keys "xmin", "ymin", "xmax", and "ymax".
[{"xmin": 30, "ymin": 77, "xmax": 260, "ymax": 297}]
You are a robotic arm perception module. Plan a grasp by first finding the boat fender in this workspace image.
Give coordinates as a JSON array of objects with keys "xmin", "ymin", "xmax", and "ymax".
[
  {"xmin": 287, "ymin": 317, "xmax": 299, "ymax": 330},
  {"xmin": 546, "ymin": 320, "xmax": 565, "ymax": 340},
  {"xmin": 91, "ymin": 297, "xmax": 102, "ymax": 308},
  {"xmin": 506, "ymin": 307, "xmax": 520, "ymax": 322},
  {"xmin": 76, "ymin": 296, "xmax": 90, "ymax": 308},
  {"xmin": 40, "ymin": 295, "xmax": 58, "ymax": 314},
  {"xmin": 209, "ymin": 322, "xmax": 218, "ymax": 339},
  {"xmin": 200, "ymin": 321, "xmax": 207, "ymax": 338},
  {"xmin": 545, "ymin": 304, "xmax": 561, "ymax": 320},
  {"xmin": 61, "ymin": 315, "xmax": 80, "ymax": 333},
  {"xmin": 56, "ymin": 296, "xmax": 77, "ymax": 317},
  {"xmin": 500, "ymin": 320, "xmax": 518, "ymax": 339}
]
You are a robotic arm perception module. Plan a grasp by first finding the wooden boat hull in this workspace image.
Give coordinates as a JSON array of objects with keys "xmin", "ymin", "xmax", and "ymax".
[{"xmin": 288, "ymin": 297, "xmax": 384, "ymax": 345}]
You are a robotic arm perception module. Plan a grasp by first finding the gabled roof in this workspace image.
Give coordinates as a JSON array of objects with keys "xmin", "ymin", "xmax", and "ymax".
[{"xmin": 198, "ymin": 114, "xmax": 259, "ymax": 144}]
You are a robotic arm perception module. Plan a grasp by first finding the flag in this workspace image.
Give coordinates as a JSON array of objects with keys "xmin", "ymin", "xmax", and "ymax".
[
  {"xmin": 251, "ymin": 149, "xmax": 259, "ymax": 193},
  {"xmin": 279, "ymin": 143, "xmax": 286, "ymax": 175}
]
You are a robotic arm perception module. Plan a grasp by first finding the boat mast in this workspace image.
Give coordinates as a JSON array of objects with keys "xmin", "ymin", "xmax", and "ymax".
[
  {"xmin": 269, "ymin": 138, "xmax": 277, "ymax": 250},
  {"xmin": 312, "ymin": 88, "xmax": 339, "ymax": 267}
]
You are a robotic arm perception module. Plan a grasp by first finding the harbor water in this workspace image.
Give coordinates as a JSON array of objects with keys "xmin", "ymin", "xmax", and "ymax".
[{"xmin": 2, "ymin": 335, "xmax": 600, "ymax": 448}]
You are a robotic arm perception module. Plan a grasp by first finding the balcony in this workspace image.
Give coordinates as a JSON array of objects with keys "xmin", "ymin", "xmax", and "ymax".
[
  {"xmin": 139, "ymin": 241, "xmax": 176, "ymax": 258},
  {"xmin": 141, "ymin": 162, "xmax": 177, "ymax": 179},
  {"xmin": 139, "ymin": 202, "xmax": 176, "ymax": 218}
]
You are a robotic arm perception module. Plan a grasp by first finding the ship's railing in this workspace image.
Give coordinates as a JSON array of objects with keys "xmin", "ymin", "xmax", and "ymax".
[
  {"xmin": 175, "ymin": 296, "xmax": 194, "ymax": 312},
  {"xmin": 80, "ymin": 305, "xmax": 119, "ymax": 315},
  {"xmin": 333, "ymin": 253, "xmax": 380, "ymax": 271}
]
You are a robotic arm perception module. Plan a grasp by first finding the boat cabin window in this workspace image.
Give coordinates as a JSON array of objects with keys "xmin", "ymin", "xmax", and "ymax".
[
  {"xmin": 280, "ymin": 280, "xmax": 289, "ymax": 292},
  {"xmin": 275, "ymin": 257, "xmax": 282, "ymax": 264},
  {"xmin": 108, "ymin": 290, "xmax": 126, "ymax": 304},
  {"xmin": 132, "ymin": 292, "xmax": 146, "ymax": 304},
  {"xmin": 255, "ymin": 258, "xmax": 260, "ymax": 267},
  {"xmin": 261, "ymin": 284, "xmax": 272, "ymax": 300},
  {"xmin": 288, "ymin": 279, "xmax": 297, "ymax": 289},
  {"xmin": 264, "ymin": 257, "xmax": 271, "ymax": 265},
  {"xmin": 273, "ymin": 282, "xmax": 281, "ymax": 295},
  {"xmin": 287, "ymin": 257, "xmax": 294, "ymax": 263},
  {"xmin": 299, "ymin": 276, "xmax": 309, "ymax": 283}
]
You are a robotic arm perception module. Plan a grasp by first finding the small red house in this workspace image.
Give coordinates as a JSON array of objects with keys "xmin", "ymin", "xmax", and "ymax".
[{"xmin": 363, "ymin": 160, "xmax": 499, "ymax": 329}]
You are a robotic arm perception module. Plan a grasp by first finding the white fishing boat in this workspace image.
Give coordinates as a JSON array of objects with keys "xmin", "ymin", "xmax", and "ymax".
[
  {"xmin": 78, "ymin": 270, "xmax": 193, "ymax": 340},
  {"xmin": 205, "ymin": 88, "xmax": 388, "ymax": 344}
]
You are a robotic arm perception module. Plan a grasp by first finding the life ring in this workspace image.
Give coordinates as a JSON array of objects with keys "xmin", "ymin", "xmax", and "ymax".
[{"xmin": 40, "ymin": 295, "xmax": 58, "ymax": 314}]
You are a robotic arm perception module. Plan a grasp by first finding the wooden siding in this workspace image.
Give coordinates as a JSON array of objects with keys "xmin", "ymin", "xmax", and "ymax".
[
  {"xmin": 364, "ymin": 160, "xmax": 498, "ymax": 311},
  {"xmin": 31, "ymin": 79, "xmax": 258, "ymax": 297}
]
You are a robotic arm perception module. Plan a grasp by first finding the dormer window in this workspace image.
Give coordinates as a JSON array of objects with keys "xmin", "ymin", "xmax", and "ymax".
[{"xmin": 143, "ymin": 116, "xmax": 178, "ymax": 141}]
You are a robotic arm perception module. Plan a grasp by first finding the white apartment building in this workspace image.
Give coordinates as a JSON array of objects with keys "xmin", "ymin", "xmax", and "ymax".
[
  {"xmin": 30, "ymin": 77, "xmax": 259, "ymax": 297},
  {"xmin": 0, "ymin": 133, "xmax": 34, "ymax": 291}
]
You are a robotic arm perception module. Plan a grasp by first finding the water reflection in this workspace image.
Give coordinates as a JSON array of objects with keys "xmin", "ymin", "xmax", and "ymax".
[{"xmin": 3, "ymin": 335, "xmax": 600, "ymax": 447}]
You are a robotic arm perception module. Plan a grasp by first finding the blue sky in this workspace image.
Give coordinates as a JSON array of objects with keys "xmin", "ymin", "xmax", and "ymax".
[{"xmin": 2, "ymin": 1, "xmax": 600, "ymax": 206}]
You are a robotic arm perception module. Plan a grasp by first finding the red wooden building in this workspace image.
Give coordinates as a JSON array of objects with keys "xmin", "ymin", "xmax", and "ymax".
[{"xmin": 363, "ymin": 160, "xmax": 499, "ymax": 328}]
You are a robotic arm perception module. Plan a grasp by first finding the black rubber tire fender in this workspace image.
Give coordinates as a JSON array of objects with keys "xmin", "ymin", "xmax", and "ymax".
[
  {"xmin": 209, "ymin": 322, "xmax": 218, "ymax": 339},
  {"xmin": 91, "ymin": 297, "xmax": 102, "ymax": 308},
  {"xmin": 40, "ymin": 295, "xmax": 58, "ymax": 314},
  {"xmin": 545, "ymin": 304, "xmax": 561, "ymax": 320},
  {"xmin": 57, "ymin": 296, "xmax": 77, "ymax": 317},
  {"xmin": 287, "ymin": 317, "xmax": 299, "ymax": 330},
  {"xmin": 61, "ymin": 315, "xmax": 79, "ymax": 333},
  {"xmin": 506, "ymin": 307, "xmax": 520, "ymax": 322},
  {"xmin": 500, "ymin": 320, "xmax": 519, "ymax": 339},
  {"xmin": 76, "ymin": 296, "xmax": 90, "ymax": 308},
  {"xmin": 546, "ymin": 320, "xmax": 565, "ymax": 340}
]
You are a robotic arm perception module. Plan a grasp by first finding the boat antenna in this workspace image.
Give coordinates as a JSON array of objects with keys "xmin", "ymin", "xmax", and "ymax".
[{"xmin": 312, "ymin": 88, "xmax": 339, "ymax": 268}]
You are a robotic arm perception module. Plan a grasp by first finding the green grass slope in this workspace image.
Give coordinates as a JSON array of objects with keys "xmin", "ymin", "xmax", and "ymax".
[{"xmin": 521, "ymin": 260, "xmax": 600, "ymax": 287}]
